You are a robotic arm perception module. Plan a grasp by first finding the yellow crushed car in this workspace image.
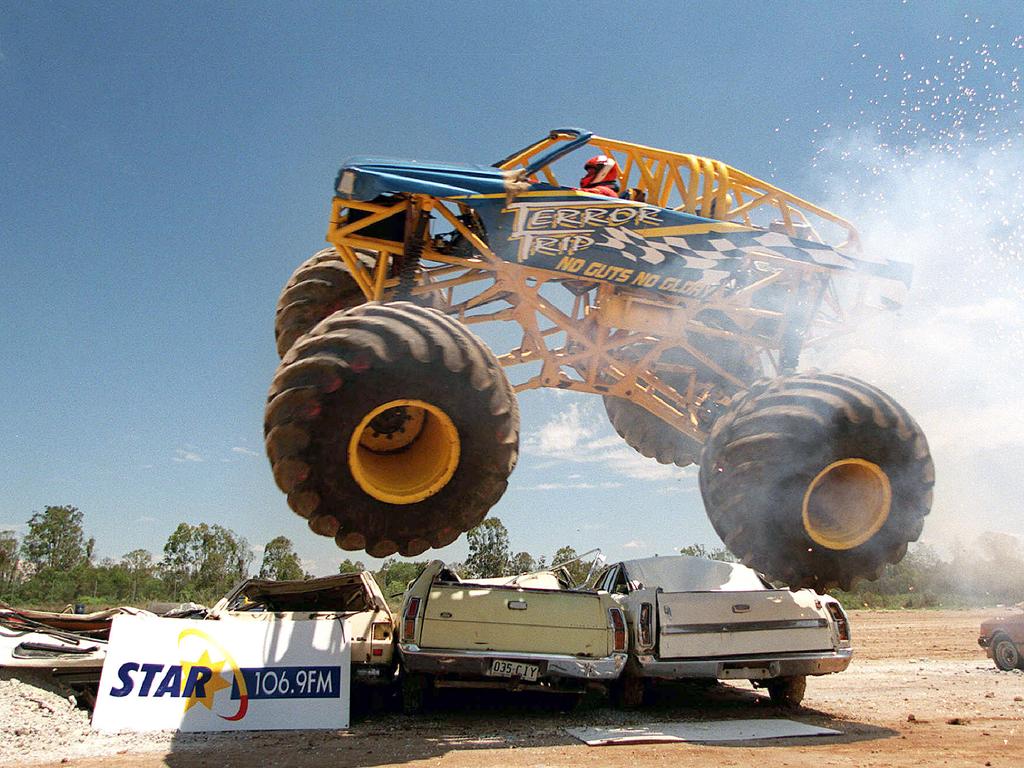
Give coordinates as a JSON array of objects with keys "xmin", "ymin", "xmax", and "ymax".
[{"xmin": 397, "ymin": 560, "xmax": 627, "ymax": 712}]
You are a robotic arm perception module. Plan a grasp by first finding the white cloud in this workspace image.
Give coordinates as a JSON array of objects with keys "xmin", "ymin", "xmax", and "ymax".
[
  {"xmin": 531, "ymin": 403, "xmax": 594, "ymax": 455},
  {"xmin": 173, "ymin": 447, "xmax": 203, "ymax": 463},
  {"xmin": 232, "ymin": 446, "xmax": 259, "ymax": 457},
  {"xmin": 514, "ymin": 481, "xmax": 623, "ymax": 491},
  {"xmin": 623, "ymin": 539, "xmax": 645, "ymax": 549},
  {"xmin": 525, "ymin": 401, "xmax": 700, "ymax": 485}
]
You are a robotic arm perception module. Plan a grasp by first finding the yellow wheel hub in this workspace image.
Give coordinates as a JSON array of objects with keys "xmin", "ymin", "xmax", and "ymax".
[
  {"xmin": 802, "ymin": 458, "xmax": 892, "ymax": 550},
  {"xmin": 348, "ymin": 399, "xmax": 460, "ymax": 505}
]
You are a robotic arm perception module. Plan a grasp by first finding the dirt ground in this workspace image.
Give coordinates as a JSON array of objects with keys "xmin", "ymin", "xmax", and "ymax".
[{"xmin": 23, "ymin": 609, "xmax": 1024, "ymax": 767}]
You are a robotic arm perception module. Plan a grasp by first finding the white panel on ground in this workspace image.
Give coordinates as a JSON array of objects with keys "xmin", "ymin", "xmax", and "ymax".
[{"xmin": 566, "ymin": 719, "xmax": 841, "ymax": 746}]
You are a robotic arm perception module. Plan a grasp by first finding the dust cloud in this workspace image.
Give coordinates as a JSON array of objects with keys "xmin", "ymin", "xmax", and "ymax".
[{"xmin": 799, "ymin": 17, "xmax": 1024, "ymax": 549}]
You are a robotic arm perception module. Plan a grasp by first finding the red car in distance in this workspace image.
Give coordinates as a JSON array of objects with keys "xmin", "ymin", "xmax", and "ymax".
[{"xmin": 979, "ymin": 605, "xmax": 1024, "ymax": 671}]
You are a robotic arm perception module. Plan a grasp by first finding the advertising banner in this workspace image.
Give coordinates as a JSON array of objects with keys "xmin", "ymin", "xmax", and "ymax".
[{"xmin": 92, "ymin": 616, "xmax": 350, "ymax": 732}]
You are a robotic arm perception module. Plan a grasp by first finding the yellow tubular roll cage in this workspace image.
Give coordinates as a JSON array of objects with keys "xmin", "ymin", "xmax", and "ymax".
[{"xmin": 324, "ymin": 133, "xmax": 869, "ymax": 445}]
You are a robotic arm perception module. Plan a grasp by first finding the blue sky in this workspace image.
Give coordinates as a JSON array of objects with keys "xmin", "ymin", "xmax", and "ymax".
[{"xmin": 3, "ymin": 2, "xmax": 1023, "ymax": 574}]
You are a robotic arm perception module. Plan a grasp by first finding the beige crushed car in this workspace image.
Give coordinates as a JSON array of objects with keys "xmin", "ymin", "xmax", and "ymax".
[
  {"xmin": 593, "ymin": 556, "xmax": 853, "ymax": 707},
  {"xmin": 210, "ymin": 572, "xmax": 397, "ymax": 687},
  {"xmin": 397, "ymin": 560, "xmax": 627, "ymax": 712}
]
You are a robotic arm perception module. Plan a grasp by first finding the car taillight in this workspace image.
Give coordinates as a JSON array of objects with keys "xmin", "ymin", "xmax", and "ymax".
[
  {"xmin": 639, "ymin": 602, "xmax": 653, "ymax": 648},
  {"xmin": 372, "ymin": 622, "xmax": 392, "ymax": 642},
  {"xmin": 402, "ymin": 597, "xmax": 421, "ymax": 643},
  {"xmin": 609, "ymin": 608, "xmax": 627, "ymax": 652},
  {"xmin": 826, "ymin": 602, "xmax": 851, "ymax": 643}
]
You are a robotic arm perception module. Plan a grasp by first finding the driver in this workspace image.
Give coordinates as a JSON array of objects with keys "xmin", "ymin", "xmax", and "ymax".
[{"xmin": 579, "ymin": 155, "xmax": 621, "ymax": 198}]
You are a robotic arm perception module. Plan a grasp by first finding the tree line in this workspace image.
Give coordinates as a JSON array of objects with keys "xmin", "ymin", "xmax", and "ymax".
[
  {"xmin": 0, "ymin": 505, "xmax": 307, "ymax": 609},
  {"xmin": 2, "ymin": 505, "xmax": 1023, "ymax": 611}
]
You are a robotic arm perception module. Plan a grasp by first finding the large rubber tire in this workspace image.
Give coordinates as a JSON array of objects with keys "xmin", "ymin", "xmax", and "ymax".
[
  {"xmin": 275, "ymin": 248, "xmax": 369, "ymax": 357},
  {"xmin": 275, "ymin": 247, "xmax": 446, "ymax": 358},
  {"xmin": 610, "ymin": 672, "xmax": 646, "ymax": 709},
  {"xmin": 766, "ymin": 675, "xmax": 806, "ymax": 707},
  {"xmin": 992, "ymin": 634, "xmax": 1021, "ymax": 671},
  {"xmin": 400, "ymin": 672, "xmax": 433, "ymax": 715},
  {"xmin": 699, "ymin": 372, "xmax": 933, "ymax": 590},
  {"xmin": 603, "ymin": 396, "xmax": 702, "ymax": 467},
  {"xmin": 265, "ymin": 301, "xmax": 519, "ymax": 558},
  {"xmin": 603, "ymin": 340, "xmax": 759, "ymax": 468}
]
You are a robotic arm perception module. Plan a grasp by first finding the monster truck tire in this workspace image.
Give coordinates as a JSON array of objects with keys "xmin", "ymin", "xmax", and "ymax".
[
  {"xmin": 699, "ymin": 372, "xmax": 933, "ymax": 591},
  {"xmin": 992, "ymin": 634, "xmax": 1021, "ymax": 671},
  {"xmin": 766, "ymin": 675, "xmax": 806, "ymax": 707},
  {"xmin": 265, "ymin": 301, "xmax": 519, "ymax": 558},
  {"xmin": 275, "ymin": 247, "xmax": 445, "ymax": 357},
  {"xmin": 603, "ymin": 339, "xmax": 759, "ymax": 468},
  {"xmin": 602, "ymin": 396, "xmax": 702, "ymax": 467},
  {"xmin": 274, "ymin": 248, "xmax": 370, "ymax": 357}
]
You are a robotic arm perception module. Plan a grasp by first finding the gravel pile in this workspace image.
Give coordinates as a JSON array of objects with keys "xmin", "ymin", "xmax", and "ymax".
[
  {"xmin": 0, "ymin": 671, "xmax": 341, "ymax": 766},
  {"xmin": 0, "ymin": 670, "xmax": 180, "ymax": 765}
]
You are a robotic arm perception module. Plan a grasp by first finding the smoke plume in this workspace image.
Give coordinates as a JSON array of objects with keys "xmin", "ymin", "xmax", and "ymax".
[{"xmin": 801, "ymin": 17, "xmax": 1024, "ymax": 549}]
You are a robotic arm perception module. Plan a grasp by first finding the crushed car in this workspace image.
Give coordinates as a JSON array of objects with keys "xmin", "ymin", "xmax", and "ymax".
[
  {"xmin": 208, "ymin": 572, "xmax": 398, "ymax": 687},
  {"xmin": 0, "ymin": 603, "xmax": 156, "ymax": 705},
  {"xmin": 979, "ymin": 604, "xmax": 1024, "ymax": 671},
  {"xmin": 592, "ymin": 555, "xmax": 853, "ymax": 707},
  {"xmin": 397, "ymin": 559, "xmax": 627, "ymax": 712}
]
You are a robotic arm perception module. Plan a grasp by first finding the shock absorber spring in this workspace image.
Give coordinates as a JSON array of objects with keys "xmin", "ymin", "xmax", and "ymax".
[{"xmin": 396, "ymin": 207, "xmax": 432, "ymax": 301}]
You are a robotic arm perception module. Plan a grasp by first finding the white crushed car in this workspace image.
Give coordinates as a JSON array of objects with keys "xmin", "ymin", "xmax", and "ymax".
[
  {"xmin": 592, "ymin": 555, "xmax": 852, "ymax": 707},
  {"xmin": 210, "ymin": 572, "xmax": 398, "ymax": 688}
]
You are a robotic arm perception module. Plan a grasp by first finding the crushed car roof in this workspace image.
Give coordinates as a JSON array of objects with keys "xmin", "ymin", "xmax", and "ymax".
[{"xmin": 619, "ymin": 555, "xmax": 770, "ymax": 592}]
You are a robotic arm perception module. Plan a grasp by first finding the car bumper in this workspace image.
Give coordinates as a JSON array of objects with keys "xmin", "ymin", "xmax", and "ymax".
[
  {"xmin": 632, "ymin": 647, "xmax": 853, "ymax": 680},
  {"xmin": 978, "ymin": 636, "xmax": 993, "ymax": 657},
  {"xmin": 399, "ymin": 644, "xmax": 626, "ymax": 681}
]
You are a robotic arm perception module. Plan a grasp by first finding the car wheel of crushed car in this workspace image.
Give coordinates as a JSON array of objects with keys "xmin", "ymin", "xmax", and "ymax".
[
  {"xmin": 699, "ymin": 372, "xmax": 934, "ymax": 591},
  {"xmin": 992, "ymin": 634, "xmax": 1021, "ymax": 671},
  {"xmin": 275, "ymin": 247, "xmax": 373, "ymax": 357},
  {"xmin": 265, "ymin": 301, "xmax": 519, "ymax": 558},
  {"xmin": 556, "ymin": 691, "xmax": 585, "ymax": 713},
  {"xmin": 766, "ymin": 675, "xmax": 806, "ymax": 707},
  {"xmin": 610, "ymin": 673, "xmax": 646, "ymax": 709},
  {"xmin": 401, "ymin": 673, "xmax": 433, "ymax": 715}
]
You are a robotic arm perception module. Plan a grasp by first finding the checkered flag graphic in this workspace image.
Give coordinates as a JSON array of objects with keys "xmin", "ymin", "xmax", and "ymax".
[
  {"xmin": 597, "ymin": 227, "xmax": 736, "ymax": 269},
  {"xmin": 595, "ymin": 225, "xmax": 882, "ymax": 275}
]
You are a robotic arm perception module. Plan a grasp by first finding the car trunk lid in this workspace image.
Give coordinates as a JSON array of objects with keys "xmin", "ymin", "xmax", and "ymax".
[
  {"xmin": 656, "ymin": 589, "xmax": 834, "ymax": 659},
  {"xmin": 418, "ymin": 584, "xmax": 610, "ymax": 657}
]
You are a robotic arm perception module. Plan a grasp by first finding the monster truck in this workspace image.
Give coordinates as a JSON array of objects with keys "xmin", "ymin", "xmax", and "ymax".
[{"xmin": 266, "ymin": 128, "xmax": 934, "ymax": 590}]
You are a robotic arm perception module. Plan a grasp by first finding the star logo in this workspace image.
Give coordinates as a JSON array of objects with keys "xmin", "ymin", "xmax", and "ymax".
[
  {"xmin": 177, "ymin": 628, "xmax": 249, "ymax": 721},
  {"xmin": 180, "ymin": 649, "xmax": 233, "ymax": 712}
]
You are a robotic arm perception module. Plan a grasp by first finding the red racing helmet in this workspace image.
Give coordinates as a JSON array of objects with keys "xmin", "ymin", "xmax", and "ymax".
[{"xmin": 580, "ymin": 154, "xmax": 621, "ymax": 188}]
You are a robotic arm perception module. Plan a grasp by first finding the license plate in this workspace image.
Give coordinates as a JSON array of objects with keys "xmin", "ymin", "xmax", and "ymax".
[
  {"xmin": 486, "ymin": 659, "xmax": 539, "ymax": 681},
  {"xmin": 720, "ymin": 666, "xmax": 772, "ymax": 680}
]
